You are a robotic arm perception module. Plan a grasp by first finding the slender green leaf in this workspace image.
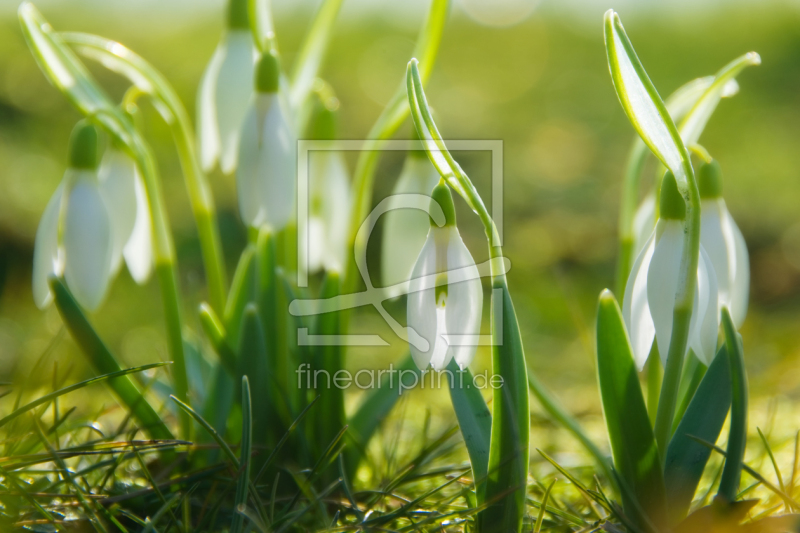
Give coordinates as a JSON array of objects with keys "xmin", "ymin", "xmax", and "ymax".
[
  {"xmin": 678, "ymin": 53, "xmax": 760, "ymax": 146},
  {"xmin": 238, "ymin": 305, "xmax": 269, "ymax": 446},
  {"xmin": 596, "ymin": 290, "xmax": 666, "ymax": 530},
  {"xmin": 49, "ymin": 276, "xmax": 173, "ymax": 441},
  {"xmin": 18, "ymin": 2, "xmax": 131, "ymax": 143},
  {"xmin": 717, "ymin": 307, "xmax": 748, "ymax": 503},
  {"xmin": 534, "ymin": 479, "xmax": 556, "ymax": 533},
  {"xmin": 225, "ymin": 245, "xmax": 257, "ymax": 349},
  {"xmin": 249, "ymin": 0, "xmax": 275, "ymax": 52},
  {"xmin": 665, "ymin": 345, "xmax": 731, "ymax": 521},
  {"xmin": 289, "ymin": 0, "xmax": 344, "ymax": 110},
  {"xmin": 446, "ymin": 359, "xmax": 491, "ymax": 490},
  {"xmin": 231, "ymin": 376, "xmax": 253, "ymax": 533},
  {"xmin": 199, "ymin": 302, "xmax": 237, "ymax": 376},
  {"xmin": 673, "ymin": 351, "xmax": 707, "ymax": 431}
]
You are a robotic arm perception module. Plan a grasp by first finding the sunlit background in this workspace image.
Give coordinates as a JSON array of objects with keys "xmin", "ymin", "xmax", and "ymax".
[{"xmin": 2, "ymin": 0, "xmax": 800, "ymax": 469}]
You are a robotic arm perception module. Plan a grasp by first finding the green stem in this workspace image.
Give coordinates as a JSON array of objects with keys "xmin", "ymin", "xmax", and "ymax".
[
  {"xmin": 135, "ymin": 138, "xmax": 191, "ymax": 439},
  {"xmin": 645, "ymin": 343, "xmax": 661, "ymax": 426},
  {"xmin": 61, "ymin": 32, "xmax": 229, "ymax": 314}
]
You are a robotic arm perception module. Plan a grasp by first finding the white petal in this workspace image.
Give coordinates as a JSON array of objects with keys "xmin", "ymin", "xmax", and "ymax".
[
  {"xmin": 216, "ymin": 30, "xmax": 257, "ymax": 175},
  {"xmin": 443, "ymin": 228, "xmax": 483, "ymax": 370},
  {"xmin": 308, "ymin": 150, "xmax": 351, "ymax": 273},
  {"xmin": 381, "ymin": 153, "xmax": 441, "ymax": 288},
  {"xmin": 622, "ymin": 230, "xmax": 656, "ymax": 370},
  {"xmin": 123, "ymin": 171, "xmax": 153, "ymax": 284},
  {"xmin": 407, "ymin": 230, "xmax": 438, "ymax": 370},
  {"xmin": 689, "ymin": 246, "xmax": 720, "ymax": 365},
  {"xmin": 197, "ymin": 42, "xmax": 225, "ymax": 172},
  {"xmin": 236, "ymin": 100, "xmax": 263, "ymax": 227},
  {"xmin": 32, "ymin": 184, "xmax": 63, "ymax": 308},
  {"xmin": 700, "ymin": 199, "xmax": 732, "ymax": 303},
  {"xmin": 98, "ymin": 148, "xmax": 137, "ymax": 275},
  {"xmin": 307, "ymin": 216, "xmax": 325, "ymax": 274},
  {"xmin": 255, "ymin": 95, "xmax": 297, "ymax": 228},
  {"xmin": 632, "ymin": 193, "xmax": 655, "ymax": 258},
  {"xmin": 727, "ymin": 211, "xmax": 749, "ymax": 328},
  {"xmin": 647, "ymin": 220, "xmax": 684, "ymax": 367},
  {"xmin": 63, "ymin": 175, "xmax": 113, "ymax": 311}
]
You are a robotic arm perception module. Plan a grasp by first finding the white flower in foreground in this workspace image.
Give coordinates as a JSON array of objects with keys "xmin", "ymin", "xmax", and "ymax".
[
  {"xmin": 623, "ymin": 171, "xmax": 720, "ymax": 368},
  {"xmin": 407, "ymin": 183, "xmax": 482, "ymax": 370},
  {"xmin": 197, "ymin": 0, "xmax": 257, "ymax": 174},
  {"xmin": 382, "ymin": 150, "xmax": 441, "ymax": 291},
  {"xmin": 97, "ymin": 147, "xmax": 153, "ymax": 284},
  {"xmin": 237, "ymin": 51, "xmax": 297, "ymax": 230},
  {"xmin": 698, "ymin": 159, "xmax": 749, "ymax": 328},
  {"xmin": 308, "ymin": 100, "xmax": 351, "ymax": 273},
  {"xmin": 33, "ymin": 123, "xmax": 113, "ymax": 311}
]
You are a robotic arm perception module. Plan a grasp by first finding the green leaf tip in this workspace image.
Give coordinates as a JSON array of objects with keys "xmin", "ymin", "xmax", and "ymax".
[
  {"xmin": 68, "ymin": 120, "xmax": 99, "ymax": 169},
  {"xmin": 430, "ymin": 181, "xmax": 456, "ymax": 227},
  {"xmin": 256, "ymin": 50, "xmax": 280, "ymax": 93},
  {"xmin": 660, "ymin": 171, "xmax": 686, "ymax": 220},
  {"xmin": 698, "ymin": 159, "xmax": 723, "ymax": 199}
]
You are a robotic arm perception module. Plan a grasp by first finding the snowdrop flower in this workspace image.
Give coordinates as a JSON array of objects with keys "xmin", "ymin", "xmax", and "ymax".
[
  {"xmin": 237, "ymin": 51, "xmax": 297, "ymax": 230},
  {"xmin": 97, "ymin": 146, "xmax": 153, "ymax": 284},
  {"xmin": 698, "ymin": 159, "xmax": 749, "ymax": 328},
  {"xmin": 33, "ymin": 123, "xmax": 113, "ymax": 311},
  {"xmin": 197, "ymin": 0, "xmax": 257, "ymax": 174},
  {"xmin": 382, "ymin": 149, "xmax": 441, "ymax": 291},
  {"xmin": 307, "ymin": 98, "xmax": 351, "ymax": 273},
  {"xmin": 623, "ymin": 171, "xmax": 720, "ymax": 368},
  {"xmin": 407, "ymin": 182, "xmax": 482, "ymax": 370},
  {"xmin": 632, "ymin": 192, "xmax": 655, "ymax": 258}
]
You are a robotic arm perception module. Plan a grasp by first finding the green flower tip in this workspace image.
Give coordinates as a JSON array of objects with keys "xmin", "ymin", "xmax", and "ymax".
[
  {"xmin": 310, "ymin": 98, "xmax": 339, "ymax": 140},
  {"xmin": 659, "ymin": 170, "xmax": 686, "ymax": 220},
  {"xmin": 255, "ymin": 51, "xmax": 280, "ymax": 93},
  {"xmin": 698, "ymin": 159, "xmax": 723, "ymax": 199},
  {"xmin": 227, "ymin": 0, "xmax": 249, "ymax": 29},
  {"xmin": 430, "ymin": 181, "xmax": 456, "ymax": 228},
  {"xmin": 68, "ymin": 121, "xmax": 99, "ymax": 170}
]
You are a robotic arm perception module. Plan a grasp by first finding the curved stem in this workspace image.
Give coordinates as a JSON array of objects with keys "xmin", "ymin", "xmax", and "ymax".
[
  {"xmin": 133, "ymin": 137, "xmax": 191, "ymax": 439},
  {"xmin": 60, "ymin": 33, "xmax": 229, "ymax": 314}
]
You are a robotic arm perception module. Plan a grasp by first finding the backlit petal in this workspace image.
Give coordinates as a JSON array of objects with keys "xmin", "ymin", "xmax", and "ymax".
[
  {"xmin": 407, "ymin": 231, "xmax": 438, "ymax": 370},
  {"xmin": 236, "ymin": 100, "xmax": 263, "ymax": 227},
  {"xmin": 98, "ymin": 148, "xmax": 137, "ymax": 275},
  {"xmin": 443, "ymin": 228, "xmax": 483, "ymax": 370},
  {"xmin": 647, "ymin": 220, "xmax": 683, "ymax": 366},
  {"xmin": 727, "ymin": 211, "xmax": 750, "ymax": 328},
  {"xmin": 197, "ymin": 42, "xmax": 224, "ymax": 172},
  {"xmin": 690, "ymin": 246, "xmax": 720, "ymax": 365},
  {"xmin": 216, "ymin": 30, "xmax": 257, "ymax": 174},
  {"xmin": 623, "ymin": 229, "xmax": 656, "ymax": 370},
  {"xmin": 63, "ymin": 175, "xmax": 113, "ymax": 311},
  {"xmin": 32, "ymin": 184, "xmax": 63, "ymax": 309},
  {"xmin": 255, "ymin": 95, "xmax": 296, "ymax": 228},
  {"xmin": 123, "ymin": 171, "xmax": 153, "ymax": 284},
  {"xmin": 700, "ymin": 199, "xmax": 731, "ymax": 302},
  {"xmin": 382, "ymin": 152, "xmax": 441, "ymax": 288}
]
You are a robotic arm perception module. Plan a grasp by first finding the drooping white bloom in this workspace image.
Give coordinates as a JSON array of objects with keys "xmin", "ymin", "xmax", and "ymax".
[
  {"xmin": 237, "ymin": 51, "xmax": 297, "ymax": 230},
  {"xmin": 308, "ymin": 151, "xmax": 351, "ymax": 273},
  {"xmin": 623, "ymin": 172, "xmax": 720, "ymax": 368},
  {"xmin": 196, "ymin": 1, "xmax": 257, "ymax": 174},
  {"xmin": 382, "ymin": 150, "xmax": 441, "ymax": 292},
  {"xmin": 407, "ymin": 183, "xmax": 483, "ymax": 370},
  {"xmin": 631, "ymin": 192, "xmax": 655, "ymax": 258},
  {"xmin": 698, "ymin": 159, "xmax": 749, "ymax": 328},
  {"xmin": 97, "ymin": 147, "xmax": 153, "ymax": 284}
]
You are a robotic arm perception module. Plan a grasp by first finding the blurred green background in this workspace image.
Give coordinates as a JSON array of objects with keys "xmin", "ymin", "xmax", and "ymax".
[{"xmin": 1, "ymin": 0, "xmax": 800, "ymax": 464}]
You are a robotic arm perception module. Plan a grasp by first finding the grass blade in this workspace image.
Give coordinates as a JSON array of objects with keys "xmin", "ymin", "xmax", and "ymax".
[
  {"xmin": 231, "ymin": 376, "xmax": 253, "ymax": 533},
  {"xmin": 48, "ymin": 276, "xmax": 173, "ymax": 441},
  {"xmin": 595, "ymin": 290, "xmax": 666, "ymax": 530},
  {"xmin": 199, "ymin": 302, "xmax": 237, "ymax": 376},
  {"xmin": 534, "ymin": 479, "xmax": 556, "ymax": 533},
  {"xmin": 717, "ymin": 307, "xmax": 748, "ymax": 503},
  {"xmin": 665, "ymin": 345, "xmax": 731, "ymax": 521},
  {"xmin": 237, "ymin": 305, "xmax": 270, "ymax": 446}
]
